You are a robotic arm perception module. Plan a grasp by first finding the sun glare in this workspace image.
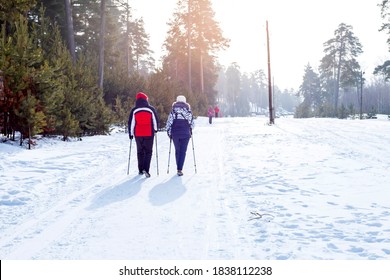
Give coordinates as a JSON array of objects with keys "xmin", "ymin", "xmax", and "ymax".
[{"xmin": 132, "ymin": 0, "xmax": 388, "ymax": 89}]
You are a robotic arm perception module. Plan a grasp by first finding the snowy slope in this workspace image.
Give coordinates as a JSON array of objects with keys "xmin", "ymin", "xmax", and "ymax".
[{"xmin": 0, "ymin": 116, "xmax": 389, "ymax": 260}]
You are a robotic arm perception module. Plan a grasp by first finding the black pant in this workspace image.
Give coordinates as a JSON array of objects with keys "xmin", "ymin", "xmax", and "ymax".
[{"xmin": 135, "ymin": 136, "xmax": 154, "ymax": 173}]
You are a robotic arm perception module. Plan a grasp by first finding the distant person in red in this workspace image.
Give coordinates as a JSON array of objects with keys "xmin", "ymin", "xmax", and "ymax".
[
  {"xmin": 208, "ymin": 106, "xmax": 214, "ymax": 124},
  {"xmin": 128, "ymin": 92, "xmax": 159, "ymax": 177},
  {"xmin": 214, "ymin": 105, "xmax": 220, "ymax": 118}
]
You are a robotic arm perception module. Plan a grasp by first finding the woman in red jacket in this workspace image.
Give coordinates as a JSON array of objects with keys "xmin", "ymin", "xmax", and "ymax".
[{"xmin": 128, "ymin": 92, "xmax": 159, "ymax": 177}]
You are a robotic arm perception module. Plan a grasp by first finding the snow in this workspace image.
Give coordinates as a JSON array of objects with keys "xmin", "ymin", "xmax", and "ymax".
[{"xmin": 1, "ymin": 116, "xmax": 390, "ymax": 260}]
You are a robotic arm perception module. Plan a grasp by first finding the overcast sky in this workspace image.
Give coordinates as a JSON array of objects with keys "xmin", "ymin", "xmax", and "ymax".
[{"xmin": 130, "ymin": 0, "xmax": 389, "ymax": 90}]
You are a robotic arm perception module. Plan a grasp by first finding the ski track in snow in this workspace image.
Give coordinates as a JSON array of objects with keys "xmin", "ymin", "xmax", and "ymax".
[{"xmin": 0, "ymin": 117, "xmax": 390, "ymax": 259}]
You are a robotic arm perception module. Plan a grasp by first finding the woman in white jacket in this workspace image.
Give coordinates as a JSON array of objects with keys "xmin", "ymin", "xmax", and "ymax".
[{"xmin": 166, "ymin": 95, "xmax": 194, "ymax": 176}]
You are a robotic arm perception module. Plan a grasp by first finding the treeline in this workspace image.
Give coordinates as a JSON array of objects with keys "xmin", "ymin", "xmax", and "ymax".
[
  {"xmin": 0, "ymin": 0, "xmax": 229, "ymax": 147},
  {"xmin": 216, "ymin": 64, "xmax": 298, "ymax": 117},
  {"xmin": 295, "ymin": 18, "xmax": 390, "ymax": 119},
  {"xmin": 2, "ymin": 1, "xmax": 390, "ymax": 148}
]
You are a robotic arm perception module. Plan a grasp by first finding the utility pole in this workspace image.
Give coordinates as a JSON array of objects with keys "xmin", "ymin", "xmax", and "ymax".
[{"xmin": 266, "ymin": 21, "xmax": 274, "ymax": 124}]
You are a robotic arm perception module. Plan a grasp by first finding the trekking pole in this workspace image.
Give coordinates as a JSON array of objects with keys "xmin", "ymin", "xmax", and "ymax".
[
  {"xmin": 155, "ymin": 132, "xmax": 159, "ymax": 176},
  {"xmin": 127, "ymin": 139, "xmax": 132, "ymax": 175},
  {"xmin": 191, "ymin": 132, "xmax": 197, "ymax": 174},
  {"xmin": 167, "ymin": 137, "xmax": 172, "ymax": 174}
]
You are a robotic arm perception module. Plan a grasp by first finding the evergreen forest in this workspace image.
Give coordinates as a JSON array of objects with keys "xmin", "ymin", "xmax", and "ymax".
[{"xmin": 1, "ymin": 0, "xmax": 390, "ymax": 147}]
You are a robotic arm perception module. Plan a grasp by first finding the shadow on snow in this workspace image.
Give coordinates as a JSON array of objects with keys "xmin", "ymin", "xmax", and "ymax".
[
  {"xmin": 86, "ymin": 175, "xmax": 187, "ymax": 210},
  {"xmin": 148, "ymin": 176, "xmax": 186, "ymax": 206},
  {"xmin": 86, "ymin": 176, "xmax": 144, "ymax": 210}
]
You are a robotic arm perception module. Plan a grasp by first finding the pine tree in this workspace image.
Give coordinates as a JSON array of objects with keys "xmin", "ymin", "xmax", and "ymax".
[
  {"xmin": 375, "ymin": 1, "xmax": 390, "ymax": 80},
  {"xmin": 130, "ymin": 18, "xmax": 154, "ymax": 74},
  {"xmin": 225, "ymin": 63, "xmax": 241, "ymax": 117},
  {"xmin": 319, "ymin": 23, "xmax": 363, "ymax": 117},
  {"xmin": 36, "ymin": 0, "xmax": 75, "ymax": 61},
  {"xmin": 146, "ymin": 69, "xmax": 181, "ymax": 128},
  {"xmin": 163, "ymin": 0, "xmax": 229, "ymax": 107},
  {"xmin": 1, "ymin": 1, "xmax": 114, "ymax": 143},
  {"xmin": 113, "ymin": 96, "xmax": 127, "ymax": 128},
  {"xmin": 0, "ymin": 0, "xmax": 37, "ymax": 24},
  {"xmin": 0, "ymin": 15, "xmax": 47, "ymax": 146},
  {"xmin": 72, "ymin": 0, "xmax": 101, "ymax": 53},
  {"xmin": 250, "ymin": 70, "xmax": 268, "ymax": 113},
  {"xmin": 296, "ymin": 64, "xmax": 322, "ymax": 117}
]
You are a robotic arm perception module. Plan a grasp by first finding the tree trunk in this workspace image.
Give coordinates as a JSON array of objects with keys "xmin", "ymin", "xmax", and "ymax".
[
  {"xmin": 64, "ymin": 0, "xmax": 76, "ymax": 63},
  {"xmin": 334, "ymin": 46, "xmax": 344, "ymax": 118},
  {"xmin": 125, "ymin": 3, "xmax": 130, "ymax": 77},
  {"xmin": 187, "ymin": 0, "xmax": 192, "ymax": 94},
  {"xmin": 200, "ymin": 51, "xmax": 204, "ymax": 94},
  {"xmin": 98, "ymin": 0, "xmax": 106, "ymax": 89}
]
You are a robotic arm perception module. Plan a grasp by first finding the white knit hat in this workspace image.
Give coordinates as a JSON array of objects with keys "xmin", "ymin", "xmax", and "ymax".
[{"xmin": 176, "ymin": 95, "xmax": 186, "ymax": 103}]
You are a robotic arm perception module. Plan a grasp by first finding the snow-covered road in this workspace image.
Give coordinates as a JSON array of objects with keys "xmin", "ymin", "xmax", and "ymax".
[{"xmin": 1, "ymin": 116, "xmax": 389, "ymax": 259}]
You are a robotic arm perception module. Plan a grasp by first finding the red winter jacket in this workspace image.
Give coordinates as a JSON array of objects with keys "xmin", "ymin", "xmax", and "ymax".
[{"xmin": 128, "ymin": 99, "xmax": 159, "ymax": 137}]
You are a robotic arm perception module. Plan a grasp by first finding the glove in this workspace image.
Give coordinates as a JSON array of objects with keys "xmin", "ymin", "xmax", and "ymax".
[{"xmin": 130, "ymin": 135, "xmax": 133, "ymax": 140}]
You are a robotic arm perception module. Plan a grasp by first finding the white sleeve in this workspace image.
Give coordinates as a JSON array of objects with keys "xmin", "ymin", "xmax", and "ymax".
[{"xmin": 166, "ymin": 112, "xmax": 174, "ymax": 135}]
